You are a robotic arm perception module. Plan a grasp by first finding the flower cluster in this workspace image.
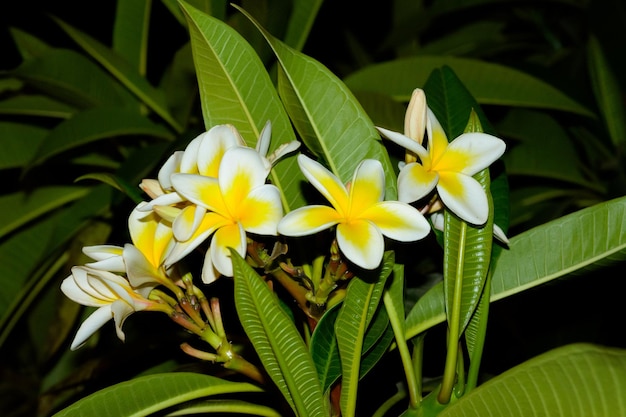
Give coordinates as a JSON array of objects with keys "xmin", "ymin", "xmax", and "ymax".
[{"xmin": 62, "ymin": 89, "xmax": 506, "ymax": 357}]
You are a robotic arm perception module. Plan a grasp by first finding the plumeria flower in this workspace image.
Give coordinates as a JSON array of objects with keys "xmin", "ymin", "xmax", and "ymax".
[
  {"xmin": 377, "ymin": 107, "xmax": 506, "ymax": 225},
  {"xmin": 278, "ymin": 154, "xmax": 431, "ymax": 270},
  {"xmin": 61, "ymin": 266, "xmax": 167, "ymax": 350},
  {"xmin": 167, "ymin": 146, "xmax": 283, "ymax": 283},
  {"xmin": 81, "ymin": 203, "xmax": 178, "ymax": 290}
]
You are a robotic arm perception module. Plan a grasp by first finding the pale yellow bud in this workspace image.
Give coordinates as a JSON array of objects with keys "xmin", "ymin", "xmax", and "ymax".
[{"xmin": 403, "ymin": 88, "xmax": 427, "ymax": 163}]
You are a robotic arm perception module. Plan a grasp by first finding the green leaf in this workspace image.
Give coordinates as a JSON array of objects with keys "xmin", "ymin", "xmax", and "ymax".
[
  {"xmin": 231, "ymin": 250, "xmax": 327, "ymax": 417},
  {"xmin": 405, "ymin": 195, "xmax": 626, "ymax": 339},
  {"xmin": 0, "ymin": 122, "xmax": 48, "ymax": 169},
  {"xmin": 74, "ymin": 173, "xmax": 144, "ymax": 203},
  {"xmin": 235, "ymin": 5, "xmax": 398, "ymax": 200},
  {"xmin": 0, "ymin": 186, "xmax": 90, "ymax": 240},
  {"xmin": 344, "ymin": 56, "xmax": 595, "ymax": 117},
  {"xmin": 113, "ymin": 0, "xmax": 151, "ymax": 75},
  {"xmin": 166, "ymin": 399, "xmax": 282, "ymax": 416},
  {"xmin": 499, "ymin": 109, "xmax": 604, "ymax": 192},
  {"xmin": 0, "ymin": 95, "xmax": 76, "ymax": 118},
  {"xmin": 54, "ymin": 18, "xmax": 183, "ymax": 132},
  {"xmin": 29, "ymin": 107, "xmax": 174, "ymax": 167},
  {"xmin": 12, "ymin": 48, "xmax": 137, "ymax": 108},
  {"xmin": 51, "ymin": 372, "xmax": 263, "ymax": 417},
  {"xmin": 283, "ymin": 0, "xmax": 325, "ymax": 51},
  {"xmin": 336, "ymin": 252, "xmax": 394, "ymax": 417},
  {"xmin": 439, "ymin": 343, "xmax": 626, "ymax": 417},
  {"xmin": 180, "ymin": 1, "xmax": 307, "ymax": 211},
  {"xmin": 587, "ymin": 35, "xmax": 626, "ymax": 148},
  {"xmin": 8, "ymin": 27, "xmax": 52, "ymax": 60}
]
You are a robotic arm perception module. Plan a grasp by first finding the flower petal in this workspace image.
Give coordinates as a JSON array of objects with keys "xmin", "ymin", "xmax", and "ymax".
[
  {"xmin": 256, "ymin": 120, "xmax": 272, "ymax": 157},
  {"xmin": 61, "ymin": 270, "xmax": 105, "ymax": 307},
  {"xmin": 349, "ymin": 159, "xmax": 384, "ymax": 216},
  {"xmin": 197, "ymin": 124, "xmax": 245, "ymax": 177},
  {"xmin": 297, "ymin": 154, "xmax": 349, "ymax": 215},
  {"xmin": 442, "ymin": 132, "xmax": 506, "ymax": 176},
  {"xmin": 173, "ymin": 205, "xmax": 206, "ymax": 242},
  {"xmin": 158, "ymin": 151, "xmax": 183, "ymax": 189},
  {"xmin": 238, "ymin": 184, "xmax": 283, "ymax": 235},
  {"xmin": 82, "ymin": 245, "xmax": 125, "ymax": 272},
  {"xmin": 111, "ymin": 299, "xmax": 137, "ymax": 342},
  {"xmin": 210, "ymin": 222, "xmax": 245, "ymax": 277},
  {"xmin": 123, "ymin": 244, "xmax": 164, "ymax": 288},
  {"xmin": 336, "ymin": 220, "xmax": 384, "ymax": 269},
  {"xmin": 171, "ymin": 173, "xmax": 228, "ymax": 214},
  {"xmin": 165, "ymin": 212, "xmax": 230, "ymax": 266},
  {"xmin": 70, "ymin": 305, "xmax": 112, "ymax": 350},
  {"xmin": 426, "ymin": 109, "xmax": 449, "ymax": 167},
  {"xmin": 278, "ymin": 205, "xmax": 341, "ymax": 236},
  {"xmin": 179, "ymin": 133, "xmax": 204, "ymax": 174},
  {"xmin": 397, "ymin": 162, "xmax": 439, "ymax": 203},
  {"xmin": 219, "ymin": 147, "xmax": 269, "ymax": 211},
  {"xmin": 376, "ymin": 127, "xmax": 428, "ymax": 160},
  {"xmin": 139, "ymin": 192, "xmax": 185, "ymax": 212},
  {"xmin": 362, "ymin": 201, "xmax": 430, "ymax": 242},
  {"xmin": 437, "ymin": 171, "xmax": 489, "ymax": 225}
]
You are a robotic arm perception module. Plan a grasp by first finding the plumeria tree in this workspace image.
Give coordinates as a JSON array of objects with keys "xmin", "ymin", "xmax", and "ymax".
[{"xmin": 1, "ymin": 1, "xmax": 626, "ymax": 416}]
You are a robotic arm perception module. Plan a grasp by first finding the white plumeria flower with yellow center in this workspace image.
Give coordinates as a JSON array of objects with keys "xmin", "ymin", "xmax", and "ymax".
[
  {"xmin": 278, "ymin": 154, "xmax": 431, "ymax": 270},
  {"xmin": 80, "ymin": 202, "xmax": 178, "ymax": 289},
  {"xmin": 61, "ymin": 266, "xmax": 167, "ymax": 350},
  {"xmin": 377, "ymin": 108, "xmax": 506, "ymax": 225},
  {"xmin": 167, "ymin": 146, "xmax": 283, "ymax": 283}
]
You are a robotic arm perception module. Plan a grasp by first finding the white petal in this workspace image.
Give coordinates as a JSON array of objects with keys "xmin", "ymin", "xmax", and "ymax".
[
  {"xmin": 210, "ymin": 223, "xmax": 246, "ymax": 277},
  {"xmin": 140, "ymin": 192, "xmax": 185, "ymax": 212},
  {"xmin": 82, "ymin": 245, "xmax": 126, "ymax": 272},
  {"xmin": 446, "ymin": 133, "xmax": 506, "ymax": 176},
  {"xmin": 239, "ymin": 184, "xmax": 283, "ymax": 235},
  {"xmin": 278, "ymin": 206, "xmax": 340, "ymax": 236},
  {"xmin": 173, "ymin": 205, "xmax": 206, "ymax": 242},
  {"xmin": 376, "ymin": 126, "xmax": 429, "ymax": 160},
  {"xmin": 218, "ymin": 147, "xmax": 269, "ymax": 201},
  {"xmin": 336, "ymin": 220, "xmax": 384, "ymax": 269},
  {"xmin": 493, "ymin": 224, "xmax": 510, "ymax": 245},
  {"xmin": 123, "ymin": 244, "xmax": 162, "ymax": 288},
  {"xmin": 197, "ymin": 124, "xmax": 245, "ymax": 177},
  {"xmin": 201, "ymin": 250, "xmax": 220, "ymax": 284},
  {"xmin": 397, "ymin": 163, "xmax": 439, "ymax": 203},
  {"xmin": 437, "ymin": 172, "xmax": 489, "ymax": 225},
  {"xmin": 362, "ymin": 201, "xmax": 431, "ymax": 242},
  {"xmin": 179, "ymin": 134, "xmax": 204, "ymax": 173},
  {"xmin": 158, "ymin": 151, "xmax": 183, "ymax": 189},
  {"xmin": 70, "ymin": 305, "xmax": 112, "ymax": 350},
  {"xmin": 256, "ymin": 120, "xmax": 272, "ymax": 157},
  {"xmin": 111, "ymin": 299, "xmax": 137, "ymax": 342},
  {"xmin": 297, "ymin": 154, "xmax": 349, "ymax": 214}
]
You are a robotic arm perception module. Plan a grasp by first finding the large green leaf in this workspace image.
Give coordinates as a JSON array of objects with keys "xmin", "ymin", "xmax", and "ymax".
[
  {"xmin": 344, "ymin": 56, "xmax": 594, "ymax": 117},
  {"xmin": 405, "ymin": 195, "xmax": 626, "ymax": 339},
  {"xmin": 0, "ymin": 186, "xmax": 90, "ymax": 240},
  {"xmin": 336, "ymin": 252, "xmax": 394, "ymax": 417},
  {"xmin": 311, "ymin": 294, "xmax": 394, "ymax": 394},
  {"xmin": 52, "ymin": 372, "xmax": 263, "ymax": 417},
  {"xmin": 29, "ymin": 107, "xmax": 174, "ymax": 167},
  {"xmin": 231, "ymin": 250, "xmax": 327, "ymax": 417},
  {"xmin": 439, "ymin": 343, "xmax": 626, "ymax": 417},
  {"xmin": 180, "ymin": 1, "xmax": 307, "ymax": 211},
  {"xmin": 54, "ymin": 18, "xmax": 183, "ymax": 132},
  {"xmin": 12, "ymin": 48, "xmax": 137, "ymax": 108},
  {"xmin": 498, "ymin": 109, "xmax": 604, "ymax": 192},
  {"xmin": 236, "ymin": 6, "xmax": 398, "ymax": 200}
]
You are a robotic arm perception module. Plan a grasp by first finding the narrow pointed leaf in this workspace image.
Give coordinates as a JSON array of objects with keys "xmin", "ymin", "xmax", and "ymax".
[
  {"xmin": 283, "ymin": 0, "xmax": 325, "ymax": 51},
  {"xmin": 166, "ymin": 399, "xmax": 282, "ymax": 416},
  {"xmin": 54, "ymin": 18, "xmax": 182, "ymax": 132},
  {"xmin": 113, "ymin": 0, "xmax": 151, "ymax": 74},
  {"xmin": 406, "ymin": 195, "xmax": 626, "ymax": 339},
  {"xmin": 0, "ymin": 95, "xmax": 76, "ymax": 118},
  {"xmin": 439, "ymin": 343, "xmax": 626, "ymax": 417},
  {"xmin": 231, "ymin": 250, "xmax": 327, "ymax": 417},
  {"xmin": 51, "ymin": 372, "xmax": 263, "ymax": 417},
  {"xmin": 587, "ymin": 36, "xmax": 626, "ymax": 148},
  {"xmin": 336, "ymin": 252, "xmax": 394, "ymax": 417},
  {"xmin": 29, "ymin": 107, "xmax": 174, "ymax": 167},
  {"xmin": 180, "ymin": 1, "xmax": 306, "ymax": 211},
  {"xmin": 235, "ymin": 6, "xmax": 398, "ymax": 200}
]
